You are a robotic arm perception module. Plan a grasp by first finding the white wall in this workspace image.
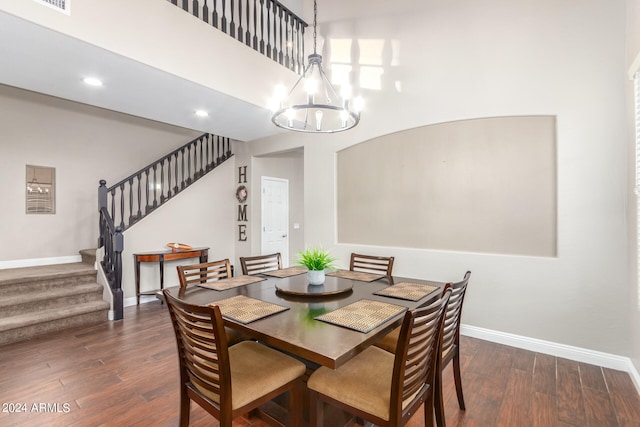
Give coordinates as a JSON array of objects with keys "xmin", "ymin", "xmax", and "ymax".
[
  {"xmin": 0, "ymin": 84, "xmax": 200, "ymax": 264},
  {"xmin": 247, "ymin": 0, "xmax": 630, "ymax": 357},
  {"xmin": 251, "ymin": 151, "xmax": 305, "ymax": 266},
  {"xmin": 123, "ymin": 160, "xmax": 236, "ymax": 300},
  {"xmin": 232, "ymin": 147, "xmax": 305, "ymax": 269},
  {"xmin": 626, "ymin": 0, "xmax": 640, "ymax": 381}
]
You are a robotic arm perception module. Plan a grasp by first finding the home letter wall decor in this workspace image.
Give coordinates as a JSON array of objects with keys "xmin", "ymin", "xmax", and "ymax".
[{"xmin": 236, "ymin": 166, "xmax": 248, "ymax": 242}]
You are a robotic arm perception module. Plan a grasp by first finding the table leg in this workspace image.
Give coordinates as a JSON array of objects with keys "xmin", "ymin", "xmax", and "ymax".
[
  {"xmin": 135, "ymin": 258, "xmax": 141, "ymax": 305},
  {"xmin": 159, "ymin": 255, "xmax": 165, "ymax": 292}
]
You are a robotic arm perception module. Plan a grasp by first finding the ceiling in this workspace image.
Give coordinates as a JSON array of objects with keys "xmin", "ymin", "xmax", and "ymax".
[{"xmin": 0, "ymin": 10, "xmax": 283, "ymax": 142}]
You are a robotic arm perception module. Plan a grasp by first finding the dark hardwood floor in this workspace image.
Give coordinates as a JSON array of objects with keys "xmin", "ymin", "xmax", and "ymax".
[{"xmin": 1, "ymin": 301, "xmax": 639, "ymax": 427}]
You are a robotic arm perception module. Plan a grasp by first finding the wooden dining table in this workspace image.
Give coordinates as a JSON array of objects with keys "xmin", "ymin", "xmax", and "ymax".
[{"xmin": 165, "ymin": 268, "xmax": 446, "ymax": 370}]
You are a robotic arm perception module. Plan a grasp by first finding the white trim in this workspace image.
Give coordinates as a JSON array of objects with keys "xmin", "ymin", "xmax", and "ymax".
[
  {"xmin": 125, "ymin": 294, "xmax": 157, "ymax": 307},
  {"xmin": 0, "ymin": 255, "xmax": 82, "ymax": 270},
  {"xmin": 462, "ymin": 324, "xmax": 640, "ymax": 395}
]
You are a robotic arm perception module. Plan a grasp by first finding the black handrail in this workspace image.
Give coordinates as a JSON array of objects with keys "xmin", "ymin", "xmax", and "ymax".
[
  {"xmin": 98, "ymin": 133, "xmax": 233, "ymax": 320},
  {"xmin": 169, "ymin": 0, "xmax": 307, "ymax": 74},
  {"xmin": 98, "ymin": 206, "xmax": 124, "ymax": 320}
]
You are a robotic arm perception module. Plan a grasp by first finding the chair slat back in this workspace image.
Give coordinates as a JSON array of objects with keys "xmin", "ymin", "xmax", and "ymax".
[
  {"xmin": 349, "ymin": 253, "xmax": 395, "ymax": 276},
  {"xmin": 440, "ymin": 271, "xmax": 471, "ymax": 359},
  {"xmin": 392, "ymin": 289, "xmax": 450, "ymax": 413},
  {"xmin": 164, "ymin": 291, "xmax": 231, "ymax": 408},
  {"xmin": 239, "ymin": 253, "xmax": 282, "ymax": 275},
  {"xmin": 177, "ymin": 259, "xmax": 233, "ymax": 290}
]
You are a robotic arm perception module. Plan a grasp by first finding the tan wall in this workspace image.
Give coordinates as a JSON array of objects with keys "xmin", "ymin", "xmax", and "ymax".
[
  {"xmin": 251, "ymin": 151, "xmax": 305, "ymax": 266},
  {"xmin": 123, "ymin": 160, "xmax": 235, "ymax": 301},
  {"xmin": 0, "ymin": 84, "xmax": 200, "ymax": 263},
  {"xmin": 627, "ymin": 0, "xmax": 640, "ymax": 384},
  {"xmin": 337, "ymin": 116, "xmax": 556, "ymax": 256}
]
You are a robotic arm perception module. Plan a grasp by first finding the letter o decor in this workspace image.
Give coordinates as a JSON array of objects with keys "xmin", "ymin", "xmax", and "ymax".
[{"xmin": 236, "ymin": 185, "xmax": 248, "ymax": 203}]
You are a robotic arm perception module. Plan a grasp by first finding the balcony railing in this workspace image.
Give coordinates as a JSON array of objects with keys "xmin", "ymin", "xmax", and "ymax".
[{"xmin": 169, "ymin": 0, "xmax": 308, "ymax": 74}]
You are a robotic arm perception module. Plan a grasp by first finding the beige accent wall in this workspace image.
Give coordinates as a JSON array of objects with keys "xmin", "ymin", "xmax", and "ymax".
[{"xmin": 337, "ymin": 116, "xmax": 556, "ymax": 256}]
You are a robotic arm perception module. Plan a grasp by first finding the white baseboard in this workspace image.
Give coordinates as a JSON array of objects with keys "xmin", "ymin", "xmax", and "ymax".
[
  {"xmin": 124, "ymin": 295, "xmax": 157, "ymax": 307},
  {"xmin": 0, "ymin": 255, "xmax": 82, "ymax": 270},
  {"xmin": 461, "ymin": 324, "xmax": 640, "ymax": 396}
]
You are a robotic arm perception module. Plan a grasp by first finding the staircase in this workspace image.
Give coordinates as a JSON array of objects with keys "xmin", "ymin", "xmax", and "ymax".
[
  {"xmin": 0, "ymin": 253, "xmax": 109, "ymax": 346},
  {"xmin": 99, "ymin": 133, "xmax": 234, "ymax": 320}
]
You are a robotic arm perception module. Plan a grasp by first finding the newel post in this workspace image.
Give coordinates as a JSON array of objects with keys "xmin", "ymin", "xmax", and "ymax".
[
  {"xmin": 113, "ymin": 226, "xmax": 124, "ymax": 320},
  {"xmin": 98, "ymin": 180, "xmax": 107, "ymax": 248}
]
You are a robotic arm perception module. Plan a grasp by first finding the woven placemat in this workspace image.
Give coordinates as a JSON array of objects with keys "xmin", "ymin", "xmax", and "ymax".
[
  {"xmin": 261, "ymin": 266, "xmax": 308, "ymax": 278},
  {"xmin": 315, "ymin": 299, "xmax": 406, "ymax": 333},
  {"xmin": 197, "ymin": 275, "xmax": 265, "ymax": 291},
  {"xmin": 326, "ymin": 270, "xmax": 385, "ymax": 282},
  {"xmin": 210, "ymin": 295, "xmax": 289, "ymax": 324},
  {"xmin": 374, "ymin": 282, "xmax": 439, "ymax": 302}
]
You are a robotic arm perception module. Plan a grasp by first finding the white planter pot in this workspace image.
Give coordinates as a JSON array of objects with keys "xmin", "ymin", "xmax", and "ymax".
[{"xmin": 307, "ymin": 270, "xmax": 325, "ymax": 285}]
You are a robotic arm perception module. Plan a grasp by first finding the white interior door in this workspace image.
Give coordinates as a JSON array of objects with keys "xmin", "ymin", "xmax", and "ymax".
[{"xmin": 261, "ymin": 177, "xmax": 289, "ymax": 266}]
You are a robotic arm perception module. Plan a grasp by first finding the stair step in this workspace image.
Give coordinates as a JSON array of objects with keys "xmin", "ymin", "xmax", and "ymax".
[
  {"xmin": 0, "ymin": 283, "xmax": 104, "ymax": 318},
  {"xmin": 0, "ymin": 263, "xmax": 96, "ymax": 296},
  {"xmin": 79, "ymin": 248, "xmax": 97, "ymax": 266},
  {"xmin": 0, "ymin": 300, "xmax": 110, "ymax": 345},
  {"xmin": 0, "ymin": 262, "xmax": 109, "ymax": 345}
]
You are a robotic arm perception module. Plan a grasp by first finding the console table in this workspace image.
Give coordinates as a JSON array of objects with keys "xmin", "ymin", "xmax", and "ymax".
[{"xmin": 134, "ymin": 247, "xmax": 209, "ymax": 304}]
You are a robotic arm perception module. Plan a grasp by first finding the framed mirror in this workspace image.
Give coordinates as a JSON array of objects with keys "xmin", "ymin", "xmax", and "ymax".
[{"xmin": 26, "ymin": 165, "xmax": 56, "ymax": 214}]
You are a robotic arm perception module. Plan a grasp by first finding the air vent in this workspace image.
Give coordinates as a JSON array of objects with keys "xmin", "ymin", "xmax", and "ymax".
[{"xmin": 33, "ymin": 0, "xmax": 70, "ymax": 14}]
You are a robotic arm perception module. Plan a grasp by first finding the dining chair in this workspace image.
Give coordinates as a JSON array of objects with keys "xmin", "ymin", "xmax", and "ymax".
[
  {"xmin": 307, "ymin": 289, "xmax": 451, "ymax": 427},
  {"xmin": 374, "ymin": 271, "xmax": 472, "ymax": 427},
  {"xmin": 434, "ymin": 271, "xmax": 471, "ymax": 427},
  {"xmin": 239, "ymin": 252, "xmax": 282, "ymax": 275},
  {"xmin": 350, "ymin": 253, "xmax": 395, "ymax": 276},
  {"xmin": 176, "ymin": 258, "xmax": 246, "ymax": 346},
  {"xmin": 163, "ymin": 290, "xmax": 306, "ymax": 427},
  {"xmin": 177, "ymin": 258, "xmax": 233, "ymax": 291}
]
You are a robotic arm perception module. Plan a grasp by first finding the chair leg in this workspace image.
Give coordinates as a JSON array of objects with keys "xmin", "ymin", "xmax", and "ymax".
[
  {"xmin": 434, "ymin": 369, "xmax": 446, "ymax": 427},
  {"xmin": 289, "ymin": 380, "xmax": 303, "ymax": 427},
  {"xmin": 309, "ymin": 390, "xmax": 324, "ymax": 427},
  {"xmin": 424, "ymin": 390, "xmax": 436, "ymax": 427},
  {"xmin": 179, "ymin": 389, "xmax": 190, "ymax": 427},
  {"xmin": 452, "ymin": 354, "xmax": 466, "ymax": 410}
]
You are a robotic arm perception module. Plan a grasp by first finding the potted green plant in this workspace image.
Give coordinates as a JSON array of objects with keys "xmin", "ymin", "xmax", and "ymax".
[{"xmin": 296, "ymin": 246, "xmax": 337, "ymax": 285}]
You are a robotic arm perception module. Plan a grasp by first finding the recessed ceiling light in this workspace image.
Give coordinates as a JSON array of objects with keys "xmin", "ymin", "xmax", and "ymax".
[
  {"xmin": 83, "ymin": 77, "xmax": 103, "ymax": 87},
  {"xmin": 195, "ymin": 110, "xmax": 209, "ymax": 117}
]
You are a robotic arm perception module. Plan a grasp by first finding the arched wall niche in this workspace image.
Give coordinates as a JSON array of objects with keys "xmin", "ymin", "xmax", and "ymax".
[{"xmin": 336, "ymin": 116, "xmax": 557, "ymax": 257}]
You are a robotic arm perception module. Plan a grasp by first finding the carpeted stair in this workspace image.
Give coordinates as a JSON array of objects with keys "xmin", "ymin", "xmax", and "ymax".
[{"xmin": 0, "ymin": 257, "xmax": 109, "ymax": 345}]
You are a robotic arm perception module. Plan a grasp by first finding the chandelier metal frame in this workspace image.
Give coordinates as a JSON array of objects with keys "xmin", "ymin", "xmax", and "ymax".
[{"xmin": 271, "ymin": 0, "xmax": 361, "ymax": 133}]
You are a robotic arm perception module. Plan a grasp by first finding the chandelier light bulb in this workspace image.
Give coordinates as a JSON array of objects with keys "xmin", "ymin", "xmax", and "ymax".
[
  {"xmin": 286, "ymin": 108, "xmax": 295, "ymax": 127},
  {"xmin": 353, "ymin": 96, "xmax": 365, "ymax": 113},
  {"xmin": 315, "ymin": 110, "xmax": 323, "ymax": 131},
  {"xmin": 274, "ymin": 84, "xmax": 287, "ymax": 102},
  {"xmin": 341, "ymin": 84, "xmax": 352, "ymax": 100},
  {"xmin": 340, "ymin": 110, "xmax": 350, "ymax": 127}
]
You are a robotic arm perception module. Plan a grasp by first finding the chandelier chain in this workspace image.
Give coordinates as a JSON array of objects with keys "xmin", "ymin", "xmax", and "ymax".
[{"xmin": 313, "ymin": 0, "xmax": 317, "ymax": 54}]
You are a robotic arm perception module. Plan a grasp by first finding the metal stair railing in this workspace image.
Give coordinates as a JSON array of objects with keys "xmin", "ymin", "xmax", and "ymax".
[
  {"xmin": 98, "ymin": 133, "xmax": 233, "ymax": 320},
  {"xmin": 168, "ymin": 0, "xmax": 308, "ymax": 75}
]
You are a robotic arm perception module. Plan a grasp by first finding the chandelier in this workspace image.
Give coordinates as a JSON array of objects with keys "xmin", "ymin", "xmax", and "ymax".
[{"xmin": 271, "ymin": 0, "xmax": 362, "ymax": 133}]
